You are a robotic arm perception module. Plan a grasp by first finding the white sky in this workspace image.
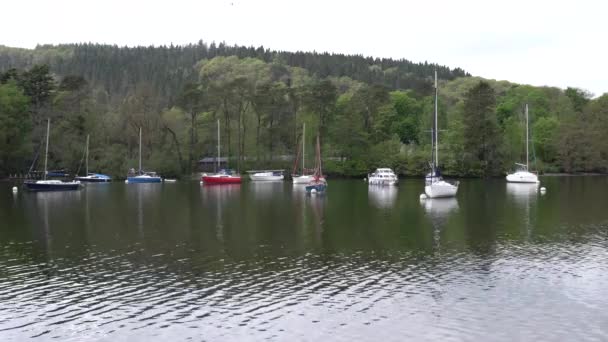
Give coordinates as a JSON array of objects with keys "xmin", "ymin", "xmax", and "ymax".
[{"xmin": 2, "ymin": 0, "xmax": 606, "ymax": 95}]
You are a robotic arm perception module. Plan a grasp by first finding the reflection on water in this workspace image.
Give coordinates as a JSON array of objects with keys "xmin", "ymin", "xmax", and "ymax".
[
  {"xmin": 368, "ymin": 185, "xmax": 397, "ymax": 208},
  {"xmin": 1, "ymin": 178, "xmax": 608, "ymax": 341},
  {"xmin": 249, "ymin": 181, "xmax": 284, "ymax": 199},
  {"xmin": 506, "ymin": 182, "xmax": 539, "ymax": 204},
  {"xmin": 422, "ymin": 197, "xmax": 459, "ymax": 219}
]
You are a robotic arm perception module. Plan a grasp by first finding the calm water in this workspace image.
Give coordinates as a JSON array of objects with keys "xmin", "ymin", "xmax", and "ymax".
[{"xmin": 1, "ymin": 178, "xmax": 607, "ymax": 341}]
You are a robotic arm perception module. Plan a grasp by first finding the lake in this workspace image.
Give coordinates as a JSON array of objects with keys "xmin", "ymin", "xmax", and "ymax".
[{"xmin": 1, "ymin": 177, "xmax": 607, "ymax": 341}]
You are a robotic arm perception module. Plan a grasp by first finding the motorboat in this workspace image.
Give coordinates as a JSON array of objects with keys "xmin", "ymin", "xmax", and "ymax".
[
  {"xmin": 248, "ymin": 170, "xmax": 284, "ymax": 181},
  {"xmin": 367, "ymin": 168, "xmax": 398, "ymax": 185},
  {"xmin": 75, "ymin": 173, "xmax": 112, "ymax": 183}
]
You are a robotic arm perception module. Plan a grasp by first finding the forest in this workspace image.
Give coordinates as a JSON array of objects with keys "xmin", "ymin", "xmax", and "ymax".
[{"xmin": 0, "ymin": 42, "xmax": 606, "ymax": 179}]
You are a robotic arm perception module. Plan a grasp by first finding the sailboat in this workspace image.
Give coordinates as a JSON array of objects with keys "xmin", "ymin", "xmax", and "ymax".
[
  {"xmin": 506, "ymin": 104, "xmax": 539, "ymax": 183},
  {"xmin": 75, "ymin": 134, "xmax": 112, "ymax": 182},
  {"xmin": 305, "ymin": 135, "xmax": 327, "ymax": 193},
  {"xmin": 126, "ymin": 127, "xmax": 162, "ymax": 183},
  {"xmin": 23, "ymin": 119, "xmax": 82, "ymax": 191},
  {"xmin": 201, "ymin": 119, "xmax": 242, "ymax": 185},
  {"xmin": 424, "ymin": 71, "xmax": 459, "ymax": 198},
  {"xmin": 292, "ymin": 123, "xmax": 315, "ymax": 184}
]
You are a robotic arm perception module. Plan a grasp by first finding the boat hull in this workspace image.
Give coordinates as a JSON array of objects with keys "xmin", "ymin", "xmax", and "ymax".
[
  {"xmin": 23, "ymin": 181, "xmax": 81, "ymax": 192},
  {"xmin": 249, "ymin": 174, "xmax": 284, "ymax": 182},
  {"xmin": 506, "ymin": 171, "xmax": 539, "ymax": 183},
  {"xmin": 126, "ymin": 176, "xmax": 162, "ymax": 184},
  {"xmin": 202, "ymin": 176, "xmax": 242, "ymax": 185},
  {"xmin": 305, "ymin": 183, "xmax": 327, "ymax": 193},
  {"xmin": 75, "ymin": 175, "xmax": 111, "ymax": 183},
  {"xmin": 368, "ymin": 177, "xmax": 398, "ymax": 185},
  {"xmin": 425, "ymin": 181, "xmax": 458, "ymax": 198},
  {"xmin": 292, "ymin": 175, "xmax": 314, "ymax": 184}
]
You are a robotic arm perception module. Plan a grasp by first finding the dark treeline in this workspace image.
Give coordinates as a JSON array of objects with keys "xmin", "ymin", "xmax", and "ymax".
[
  {"xmin": 0, "ymin": 42, "xmax": 467, "ymax": 109},
  {"xmin": 0, "ymin": 43, "xmax": 606, "ymax": 179}
]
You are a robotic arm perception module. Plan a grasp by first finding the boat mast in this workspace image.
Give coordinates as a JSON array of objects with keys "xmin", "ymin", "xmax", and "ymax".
[
  {"xmin": 302, "ymin": 123, "xmax": 305, "ymax": 173},
  {"xmin": 44, "ymin": 118, "xmax": 50, "ymax": 180},
  {"xmin": 217, "ymin": 119, "xmax": 220, "ymax": 172},
  {"xmin": 434, "ymin": 70, "xmax": 439, "ymax": 169},
  {"xmin": 525, "ymin": 104, "xmax": 529, "ymax": 171},
  {"xmin": 85, "ymin": 134, "xmax": 89, "ymax": 176},
  {"xmin": 139, "ymin": 127, "xmax": 142, "ymax": 174}
]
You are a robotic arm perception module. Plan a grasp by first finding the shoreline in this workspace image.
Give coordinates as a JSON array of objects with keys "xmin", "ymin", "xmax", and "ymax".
[{"xmin": 2, "ymin": 172, "xmax": 607, "ymax": 182}]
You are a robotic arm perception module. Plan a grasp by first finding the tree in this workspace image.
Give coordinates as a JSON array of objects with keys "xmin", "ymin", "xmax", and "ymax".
[
  {"xmin": 389, "ymin": 90, "xmax": 422, "ymax": 144},
  {"xmin": 176, "ymin": 82, "xmax": 206, "ymax": 171},
  {"xmin": 0, "ymin": 83, "xmax": 31, "ymax": 176},
  {"xmin": 565, "ymin": 87, "xmax": 592, "ymax": 113},
  {"xmin": 462, "ymin": 81, "xmax": 502, "ymax": 176},
  {"xmin": 304, "ymin": 79, "xmax": 337, "ymax": 145}
]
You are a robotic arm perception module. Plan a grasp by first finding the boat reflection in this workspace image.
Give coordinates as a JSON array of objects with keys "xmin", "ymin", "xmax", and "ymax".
[
  {"xmin": 422, "ymin": 197, "xmax": 459, "ymax": 224},
  {"xmin": 249, "ymin": 181, "xmax": 284, "ymax": 200},
  {"xmin": 506, "ymin": 182, "xmax": 538, "ymax": 205},
  {"xmin": 368, "ymin": 185, "xmax": 397, "ymax": 208},
  {"xmin": 200, "ymin": 184, "xmax": 241, "ymax": 244}
]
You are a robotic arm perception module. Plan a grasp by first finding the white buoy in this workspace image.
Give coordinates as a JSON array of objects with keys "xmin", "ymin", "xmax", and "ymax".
[
  {"xmin": 364, "ymin": 178, "xmax": 367, "ymax": 182},
  {"xmin": 540, "ymin": 187, "xmax": 546, "ymax": 193},
  {"xmin": 419, "ymin": 193, "xmax": 427, "ymax": 200},
  {"xmin": 311, "ymin": 189, "xmax": 317, "ymax": 194},
  {"xmin": 200, "ymin": 181, "xmax": 204, "ymax": 185},
  {"xmin": 124, "ymin": 180, "xmax": 129, "ymax": 184},
  {"xmin": 12, "ymin": 186, "xmax": 18, "ymax": 193}
]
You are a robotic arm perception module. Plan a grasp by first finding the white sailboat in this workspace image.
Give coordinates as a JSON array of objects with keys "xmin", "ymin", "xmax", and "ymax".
[
  {"xmin": 75, "ymin": 134, "xmax": 111, "ymax": 182},
  {"xmin": 506, "ymin": 104, "xmax": 539, "ymax": 184},
  {"xmin": 292, "ymin": 123, "xmax": 316, "ymax": 184},
  {"xmin": 23, "ymin": 119, "xmax": 82, "ymax": 191},
  {"xmin": 126, "ymin": 127, "xmax": 162, "ymax": 183},
  {"xmin": 424, "ymin": 71, "xmax": 459, "ymax": 198}
]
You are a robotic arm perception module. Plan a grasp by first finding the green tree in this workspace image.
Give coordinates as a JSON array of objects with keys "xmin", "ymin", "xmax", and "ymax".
[
  {"xmin": 462, "ymin": 81, "xmax": 502, "ymax": 176},
  {"xmin": 0, "ymin": 83, "xmax": 31, "ymax": 176}
]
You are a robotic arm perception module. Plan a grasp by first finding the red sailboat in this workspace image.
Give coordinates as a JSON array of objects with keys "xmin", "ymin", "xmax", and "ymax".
[{"xmin": 201, "ymin": 119, "xmax": 242, "ymax": 185}]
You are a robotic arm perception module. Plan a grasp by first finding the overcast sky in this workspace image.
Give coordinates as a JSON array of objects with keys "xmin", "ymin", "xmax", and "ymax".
[{"xmin": 2, "ymin": 0, "xmax": 606, "ymax": 95}]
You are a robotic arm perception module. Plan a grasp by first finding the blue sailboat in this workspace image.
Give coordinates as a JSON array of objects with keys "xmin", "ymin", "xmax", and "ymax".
[
  {"xmin": 126, "ymin": 127, "xmax": 162, "ymax": 184},
  {"xmin": 75, "ymin": 135, "xmax": 112, "ymax": 182},
  {"xmin": 23, "ymin": 119, "xmax": 82, "ymax": 191}
]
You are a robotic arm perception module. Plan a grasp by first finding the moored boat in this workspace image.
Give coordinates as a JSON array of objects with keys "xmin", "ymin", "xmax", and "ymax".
[
  {"xmin": 202, "ymin": 169, "xmax": 242, "ymax": 185},
  {"xmin": 506, "ymin": 104, "xmax": 539, "ymax": 184},
  {"xmin": 75, "ymin": 134, "xmax": 112, "ymax": 182},
  {"xmin": 292, "ymin": 123, "xmax": 315, "ymax": 184},
  {"xmin": 127, "ymin": 172, "xmax": 162, "ymax": 183},
  {"xmin": 424, "ymin": 71, "xmax": 458, "ymax": 199},
  {"xmin": 23, "ymin": 119, "xmax": 81, "ymax": 192},
  {"xmin": 126, "ymin": 128, "xmax": 161, "ymax": 184},
  {"xmin": 367, "ymin": 168, "xmax": 398, "ymax": 185},
  {"xmin": 247, "ymin": 170, "xmax": 284, "ymax": 181},
  {"xmin": 305, "ymin": 135, "xmax": 327, "ymax": 194},
  {"xmin": 75, "ymin": 173, "xmax": 112, "ymax": 183},
  {"xmin": 23, "ymin": 179, "xmax": 81, "ymax": 191},
  {"xmin": 201, "ymin": 119, "xmax": 242, "ymax": 186}
]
